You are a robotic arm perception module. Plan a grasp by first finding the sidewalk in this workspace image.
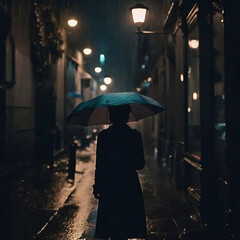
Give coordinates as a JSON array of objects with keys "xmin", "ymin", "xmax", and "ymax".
[
  {"xmin": 0, "ymin": 141, "xmax": 207, "ymax": 240},
  {"xmin": 0, "ymin": 143, "xmax": 96, "ymax": 240},
  {"xmin": 141, "ymin": 154, "xmax": 206, "ymax": 240},
  {"xmin": 78, "ymin": 152, "xmax": 207, "ymax": 240}
]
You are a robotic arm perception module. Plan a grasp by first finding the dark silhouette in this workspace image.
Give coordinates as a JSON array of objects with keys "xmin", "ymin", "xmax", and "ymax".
[{"xmin": 93, "ymin": 105, "xmax": 147, "ymax": 240}]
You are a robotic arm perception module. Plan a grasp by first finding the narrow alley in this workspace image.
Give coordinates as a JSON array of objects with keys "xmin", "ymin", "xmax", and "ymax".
[
  {"xmin": 1, "ymin": 138, "xmax": 205, "ymax": 240},
  {"xmin": 1, "ymin": 0, "xmax": 240, "ymax": 239}
]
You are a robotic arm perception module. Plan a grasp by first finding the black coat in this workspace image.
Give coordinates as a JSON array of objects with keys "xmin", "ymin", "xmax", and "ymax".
[{"xmin": 94, "ymin": 124, "xmax": 147, "ymax": 239}]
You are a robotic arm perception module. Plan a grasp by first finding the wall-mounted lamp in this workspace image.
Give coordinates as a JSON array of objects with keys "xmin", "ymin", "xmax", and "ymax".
[
  {"xmin": 94, "ymin": 67, "xmax": 102, "ymax": 73},
  {"xmin": 130, "ymin": 3, "xmax": 167, "ymax": 34},
  {"xmin": 193, "ymin": 92, "xmax": 198, "ymax": 100},
  {"xmin": 188, "ymin": 39, "xmax": 199, "ymax": 49},
  {"xmin": 104, "ymin": 76, "xmax": 112, "ymax": 85},
  {"xmin": 68, "ymin": 18, "xmax": 78, "ymax": 27},
  {"xmin": 130, "ymin": 3, "xmax": 148, "ymax": 30},
  {"xmin": 83, "ymin": 48, "xmax": 92, "ymax": 55},
  {"xmin": 100, "ymin": 84, "xmax": 107, "ymax": 91},
  {"xmin": 136, "ymin": 87, "xmax": 141, "ymax": 92},
  {"xmin": 147, "ymin": 77, "xmax": 152, "ymax": 83},
  {"xmin": 180, "ymin": 74, "xmax": 184, "ymax": 82}
]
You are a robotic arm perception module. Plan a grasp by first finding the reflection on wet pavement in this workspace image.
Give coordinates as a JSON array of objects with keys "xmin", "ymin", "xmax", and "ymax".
[{"xmin": 1, "ymin": 142, "xmax": 205, "ymax": 239}]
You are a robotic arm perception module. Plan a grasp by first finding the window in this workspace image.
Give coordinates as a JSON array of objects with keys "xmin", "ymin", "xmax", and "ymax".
[{"xmin": 187, "ymin": 24, "xmax": 201, "ymax": 157}]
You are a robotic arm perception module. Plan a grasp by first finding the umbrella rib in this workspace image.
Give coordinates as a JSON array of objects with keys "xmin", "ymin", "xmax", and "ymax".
[
  {"xmin": 130, "ymin": 103, "xmax": 155, "ymax": 121},
  {"xmin": 66, "ymin": 92, "xmax": 165, "ymax": 126}
]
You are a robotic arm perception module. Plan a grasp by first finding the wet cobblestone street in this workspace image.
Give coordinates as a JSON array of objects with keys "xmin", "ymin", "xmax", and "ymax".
[{"xmin": 0, "ymin": 142, "xmax": 206, "ymax": 240}]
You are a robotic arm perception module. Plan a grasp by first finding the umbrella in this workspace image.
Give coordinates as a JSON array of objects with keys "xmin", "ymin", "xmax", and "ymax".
[
  {"xmin": 68, "ymin": 92, "xmax": 83, "ymax": 98},
  {"xmin": 66, "ymin": 92, "xmax": 165, "ymax": 126}
]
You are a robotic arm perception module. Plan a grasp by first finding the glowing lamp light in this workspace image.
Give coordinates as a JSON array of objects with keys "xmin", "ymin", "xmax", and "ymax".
[
  {"xmin": 100, "ymin": 84, "xmax": 107, "ymax": 91},
  {"xmin": 68, "ymin": 19, "xmax": 78, "ymax": 27},
  {"xmin": 104, "ymin": 77, "xmax": 112, "ymax": 85},
  {"xmin": 180, "ymin": 74, "xmax": 184, "ymax": 82},
  {"xmin": 188, "ymin": 39, "xmax": 199, "ymax": 49},
  {"xmin": 147, "ymin": 77, "xmax": 152, "ymax": 83},
  {"xmin": 100, "ymin": 54, "xmax": 105, "ymax": 64},
  {"xmin": 193, "ymin": 92, "xmax": 198, "ymax": 100},
  {"xmin": 83, "ymin": 48, "xmax": 92, "ymax": 55},
  {"xmin": 95, "ymin": 67, "xmax": 102, "ymax": 73},
  {"xmin": 188, "ymin": 107, "xmax": 191, "ymax": 112},
  {"xmin": 136, "ymin": 87, "xmax": 141, "ymax": 92},
  {"xmin": 131, "ymin": 3, "xmax": 148, "ymax": 26}
]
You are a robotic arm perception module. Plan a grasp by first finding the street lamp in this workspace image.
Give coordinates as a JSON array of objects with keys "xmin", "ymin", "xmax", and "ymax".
[
  {"xmin": 147, "ymin": 77, "xmax": 152, "ymax": 83},
  {"xmin": 83, "ymin": 48, "xmax": 92, "ymax": 55},
  {"xmin": 193, "ymin": 92, "xmax": 198, "ymax": 100},
  {"xmin": 100, "ymin": 84, "xmax": 107, "ymax": 91},
  {"xmin": 68, "ymin": 18, "xmax": 78, "ymax": 27},
  {"xmin": 95, "ymin": 67, "xmax": 102, "ymax": 73},
  {"xmin": 104, "ymin": 76, "xmax": 112, "ymax": 85},
  {"xmin": 130, "ymin": 3, "xmax": 148, "ymax": 31},
  {"xmin": 136, "ymin": 87, "xmax": 141, "ymax": 92},
  {"xmin": 188, "ymin": 39, "xmax": 199, "ymax": 49},
  {"xmin": 130, "ymin": 3, "xmax": 167, "ymax": 34}
]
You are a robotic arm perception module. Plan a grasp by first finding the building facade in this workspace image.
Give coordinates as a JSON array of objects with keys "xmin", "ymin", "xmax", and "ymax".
[
  {"xmin": 139, "ymin": 0, "xmax": 240, "ymax": 238},
  {"xmin": 0, "ymin": 0, "xmax": 95, "ymax": 171}
]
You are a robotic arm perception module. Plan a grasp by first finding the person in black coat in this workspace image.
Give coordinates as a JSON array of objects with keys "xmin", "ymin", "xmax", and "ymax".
[{"xmin": 93, "ymin": 105, "xmax": 147, "ymax": 240}]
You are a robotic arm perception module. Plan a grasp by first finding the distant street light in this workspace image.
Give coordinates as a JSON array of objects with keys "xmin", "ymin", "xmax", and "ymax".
[
  {"xmin": 100, "ymin": 84, "xmax": 107, "ymax": 91},
  {"xmin": 68, "ymin": 19, "xmax": 78, "ymax": 27},
  {"xmin": 95, "ymin": 67, "xmax": 102, "ymax": 73},
  {"xmin": 188, "ymin": 39, "xmax": 199, "ymax": 49},
  {"xmin": 100, "ymin": 54, "xmax": 105, "ymax": 65},
  {"xmin": 136, "ymin": 87, "xmax": 141, "ymax": 92},
  {"xmin": 193, "ymin": 92, "xmax": 198, "ymax": 100},
  {"xmin": 83, "ymin": 48, "xmax": 92, "ymax": 55},
  {"xmin": 147, "ymin": 77, "xmax": 152, "ymax": 83},
  {"xmin": 180, "ymin": 74, "xmax": 184, "ymax": 82},
  {"xmin": 104, "ymin": 76, "xmax": 112, "ymax": 85}
]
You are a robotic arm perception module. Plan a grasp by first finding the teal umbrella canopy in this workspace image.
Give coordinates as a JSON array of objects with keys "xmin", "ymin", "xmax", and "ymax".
[{"xmin": 66, "ymin": 92, "xmax": 165, "ymax": 126}]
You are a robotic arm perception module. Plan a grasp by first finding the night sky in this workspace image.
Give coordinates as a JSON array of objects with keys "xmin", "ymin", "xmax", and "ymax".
[
  {"xmin": 65, "ymin": 0, "xmax": 165, "ymax": 92},
  {"xmin": 64, "ymin": 0, "xmax": 136, "ymax": 92}
]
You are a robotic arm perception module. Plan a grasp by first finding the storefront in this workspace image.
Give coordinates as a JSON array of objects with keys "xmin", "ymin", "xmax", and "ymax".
[{"xmin": 159, "ymin": 0, "xmax": 239, "ymax": 237}]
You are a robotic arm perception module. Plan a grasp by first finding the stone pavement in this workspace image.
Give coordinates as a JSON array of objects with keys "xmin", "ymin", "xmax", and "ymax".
[
  {"xmin": 0, "ymin": 141, "xmax": 207, "ymax": 240},
  {"xmin": 78, "ymin": 153, "xmax": 207, "ymax": 240},
  {"xmin": 0, "ymin": 144, "xmax": 96, "ymax": 240},
  {"xmin": 141, "ymin": 155, "xmax": 206, "ymax": 240}
]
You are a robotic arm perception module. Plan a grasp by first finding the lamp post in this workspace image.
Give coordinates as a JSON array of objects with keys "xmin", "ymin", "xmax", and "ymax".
[{"xmin": 130, "ymin": 3, "xmax": 170, "ymax": 88}]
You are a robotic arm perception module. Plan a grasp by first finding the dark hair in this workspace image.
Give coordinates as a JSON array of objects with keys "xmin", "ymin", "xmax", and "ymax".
[{"xmin": 109, "ymin": 105, "xmax": 131, "ymax": 124}]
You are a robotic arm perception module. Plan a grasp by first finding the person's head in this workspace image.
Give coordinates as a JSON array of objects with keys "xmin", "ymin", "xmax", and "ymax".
[{"xmin": 109, "ymin": 105, "xmax": 131, "ymax": 125}]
